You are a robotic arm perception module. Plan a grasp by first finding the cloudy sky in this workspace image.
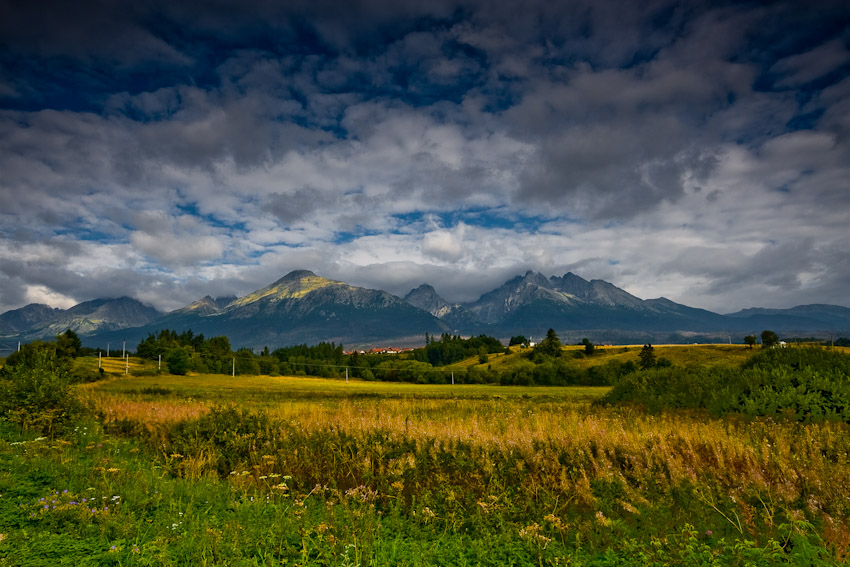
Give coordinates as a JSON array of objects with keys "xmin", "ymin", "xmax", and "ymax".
[{"xmin": 1, "ymin": 0, "xmax": 848, "ymax": 315}]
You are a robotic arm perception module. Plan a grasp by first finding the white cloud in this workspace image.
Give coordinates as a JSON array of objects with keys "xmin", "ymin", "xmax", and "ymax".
[
  {"xmin": 422, "ymin": 224, "xmax": 466, "ymax": 261},
  {"xmin": 24, "ymin": 285, "xmax": 77, "ymax": 309},
  {"xmin": 0, "ymin": 0, "xmax": 848, "ymax": 317}
]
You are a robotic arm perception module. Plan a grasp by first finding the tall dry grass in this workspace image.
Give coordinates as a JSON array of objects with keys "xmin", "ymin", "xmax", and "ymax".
[{"xmin": 82, "ymin": 379, "xmax": 850, "ymax": 556}]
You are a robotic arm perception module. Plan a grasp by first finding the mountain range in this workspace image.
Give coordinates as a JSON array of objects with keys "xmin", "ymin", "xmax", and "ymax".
[{"xmin": 1, "ymin": 269, "xmax": 848, "ymax": 353}]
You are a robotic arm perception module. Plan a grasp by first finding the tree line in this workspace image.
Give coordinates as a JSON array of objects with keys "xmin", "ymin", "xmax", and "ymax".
[
  {"xmin": 3, "ymin": 327, "xmax": 831, "ymax": 390},
  {"xmin": 128, "ymin": 328, "xmax": 633, "ymax": 386}
]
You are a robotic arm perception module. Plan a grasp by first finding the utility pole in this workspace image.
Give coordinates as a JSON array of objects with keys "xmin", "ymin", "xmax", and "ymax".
[
  {"xmin": 345, "ymin": 367, "xmax": 349, "ymax": 384},
  {"xmin": 107, "ymin": 343, "xmax": 110, "ymax": 357},
  {"xmin": 17, "ymin": 341, "xmax": 21, "ymax": 352},
  {"xmin": 122, "ymin": 341, "xmax": 126, "ymax": 358},
  {"xmin": 232, "ymin": 357, "xmax": 235, "ymax": 377},
  {"xmin": 158, "ymin": 354, "xmax": 161, "ymax": 370},
  {"xmin": 98, "ymin": 351, "xmax": 102, "ymax": 369},
  {"xmin": 451, "ymin": 371, "xmax": 454, "ymax": 385},
  {"xmin": 125, "ymin": 356, "xmax": 129, "ymax": 375}
]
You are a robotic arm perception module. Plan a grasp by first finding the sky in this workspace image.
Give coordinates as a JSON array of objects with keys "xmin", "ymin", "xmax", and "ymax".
[{"xmin": 0, "ymin": 0, "xmax": 848, "ymax": 316}]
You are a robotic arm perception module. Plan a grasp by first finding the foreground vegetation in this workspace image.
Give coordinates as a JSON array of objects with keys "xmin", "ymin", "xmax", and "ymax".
[
  {"xmin": 604, "ymin": 347, "xmax": 850, "ymax": 422},
  {"xmin": 0, "ymin": 339, "xmax": 848, "ymax": 565}
]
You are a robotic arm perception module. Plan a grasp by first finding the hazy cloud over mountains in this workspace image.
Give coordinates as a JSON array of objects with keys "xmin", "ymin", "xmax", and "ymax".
[{"xmin": 0, "ymin": 0, "xmax": 848, "ymax": 315}]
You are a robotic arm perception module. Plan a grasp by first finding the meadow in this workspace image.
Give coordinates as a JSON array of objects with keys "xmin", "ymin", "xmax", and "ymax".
[{"xmin": 0, "ymin": 345, "xmax": 848, "ymax": 565}]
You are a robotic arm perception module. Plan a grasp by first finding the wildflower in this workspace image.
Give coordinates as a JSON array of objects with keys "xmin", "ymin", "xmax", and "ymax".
[
  {"xmin": 519, "ymin": 523, "xmax": 552, "ymax": 545},
  {"xmin": 544, "ymin": 514, "xmax": 565, "ymax": 530},
  {"xmin": 595, "ymin": 511, "xmax": 610, "ymax": 527}
]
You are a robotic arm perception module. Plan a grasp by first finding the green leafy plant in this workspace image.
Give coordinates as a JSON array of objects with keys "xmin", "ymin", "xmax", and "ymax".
[{"xmin": 0, "ymin": 344, "xmax": 79, "ymax": 436}]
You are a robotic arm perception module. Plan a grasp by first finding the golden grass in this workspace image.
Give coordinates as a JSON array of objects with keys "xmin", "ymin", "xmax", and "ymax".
[
  {"xmin": 76, "ymin": 355, "xmax": 154, "ymax": 374},
  {"xmin": 77, "ymin": 368, "xmax": 850, "ymax": 557},
  {"xmin": 87, "ymin": 372, "xmax": 609, "ymax": 402},
  {"xmin": 82, "ymin": 374, "xmax": 849, "ymax": 515},
  {"xmin": 465, "ymin": 343, "xmax": 760, "ymax": 372},
  {"xmin": 92, "ymin": 392, "xmax": 209, "ymax": 425}
]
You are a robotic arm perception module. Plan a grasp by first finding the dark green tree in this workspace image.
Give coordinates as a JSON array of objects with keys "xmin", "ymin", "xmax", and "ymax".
[
  {"xmin": 235, "ymin": 349, "xmax": 260, "ymax": 375},
  {"xmin": 165, "ymin": 347, "xmax": 192, "ymax": 375},
  {"xmin": 761, "ymin": 330, "xmax": 780, "ymax": 349},
  {"xmin": 56, "ymin": 329, "xmax": 82, "ymax": 359},
  {"xmin": 638, "ymin": 344, "xmax": 657, "ymax": 370},
  {"xmin": 533, "ymin": 329, "xmax": 563, "ymax": 359},
  {"xmin": 744, "ymin": 335, "xmax": 757, "ymax": 349},
  {"xmin": 582, "ymin": 338, "xmax": 595, "ymax": 356},
  {"xmin": 509, "ymin": 335, "xmax": 528, "ymax": 347}
]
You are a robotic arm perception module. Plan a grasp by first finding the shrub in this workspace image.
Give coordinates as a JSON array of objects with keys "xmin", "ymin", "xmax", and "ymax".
[
  {"xmin": 165, "ymin": 347, "xmax": 192, "ymax": 375},
  {"xmin": 164, "ymin": 406, "xmax": 275, "ymax": 475},
  {"xmin": 0, "ymin": 345, "xmax": 80, "ymax": 436},
  {"xmin": 602, "ymin": 347, "xmax": 850, "ymax": 422}
]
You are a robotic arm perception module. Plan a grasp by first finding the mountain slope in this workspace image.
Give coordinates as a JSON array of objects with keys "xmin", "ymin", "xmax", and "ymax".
[
  {"xmin": 24, "ymin": 297, "xmax": 162, "ymax": 338},
  {"xmin": 0, "ymin": 298, "xmax": 161, "ymax": 343},
  {"xmin": 403, "ymin": 284, "xmax": 477, "ymax": 331},
  {"xmin": 172, "ymin": 296, "xmax": 237, "ymax": 316},
  {"xmin": 0, "ymin": 303, "xmax": 62, "ymax": 334},
  {"xmin": 410, "ymin": 271, "xmax": 752, "ymax": 338},
  {"xmin": 89, "ymin": 271, "xmax": 450, "ymax": 350},
  {"xmin": 725, "ymin": 304, "xmax": 850, "ymax": 329}
]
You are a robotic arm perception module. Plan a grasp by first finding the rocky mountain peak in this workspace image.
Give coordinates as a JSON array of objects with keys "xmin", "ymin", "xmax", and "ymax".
[
  {"xmin": 275, "ymin": 269, "xmax": 318, "ymax": 283},
  {"xmin": 404, "ymin": 284, "xmax": 447, "ymax": 311},
  {"xmin": 229, "ymin": 270, "xmax": 343, "ymax": 308},
  {"xmin": 550, "ymin": 272, "xmax": 591, "ymax": 296},
  {"xmin": 0, "ymin": 303, "xmax": 63, "ymax": 333}
]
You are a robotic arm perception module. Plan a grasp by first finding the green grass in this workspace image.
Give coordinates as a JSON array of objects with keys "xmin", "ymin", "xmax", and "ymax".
[
  {"xmin": 475, "ymin": 343, "xmax": 758, "ymax": 373},
  {"xmin": 88, "ymin": 371, "xmax": 610, "ymax": 404},
  {"xmin": 2, "ymin": 350, "xmax": 848, "ymax": 566}
]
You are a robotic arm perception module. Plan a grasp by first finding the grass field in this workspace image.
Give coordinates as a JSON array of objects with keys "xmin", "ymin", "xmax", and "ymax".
[
  {"xmin": 459, "ymin": 343, "xmax": 761, "ymax": 372},
  {"xmin": 1, "ymin": 346, "xmax": 848, "ymax": 565}
]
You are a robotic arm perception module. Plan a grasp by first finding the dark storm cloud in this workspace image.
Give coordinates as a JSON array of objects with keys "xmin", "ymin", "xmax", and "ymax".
[{"xmin": 0, "ymin": 0, "xmax": 847, "ymax": 314}]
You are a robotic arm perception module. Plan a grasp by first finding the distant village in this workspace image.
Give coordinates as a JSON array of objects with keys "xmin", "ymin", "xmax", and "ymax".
[{"xmin": 343, "ymin": 347, "xmax": 416, "ymax": 355}]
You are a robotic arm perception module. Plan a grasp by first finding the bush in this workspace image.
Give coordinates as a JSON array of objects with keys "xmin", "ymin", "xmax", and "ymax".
[
  {"xmin": 166, "ymin": 347, "xmax": 192, "ymax": 375},
  {"xmin": 165, "ymin": 406, "xmax": 275, "ymax": 476},
  {"xmin": 68, "ymin": 365, "xmax": 105, "ymax": 383},
  {"xmin": 0, "ymin": 345, "xmax": 80, "ymax": 436},
  {"xmin": 602, "ymin": 347, "xmax": 850, "ymax": 422}
]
